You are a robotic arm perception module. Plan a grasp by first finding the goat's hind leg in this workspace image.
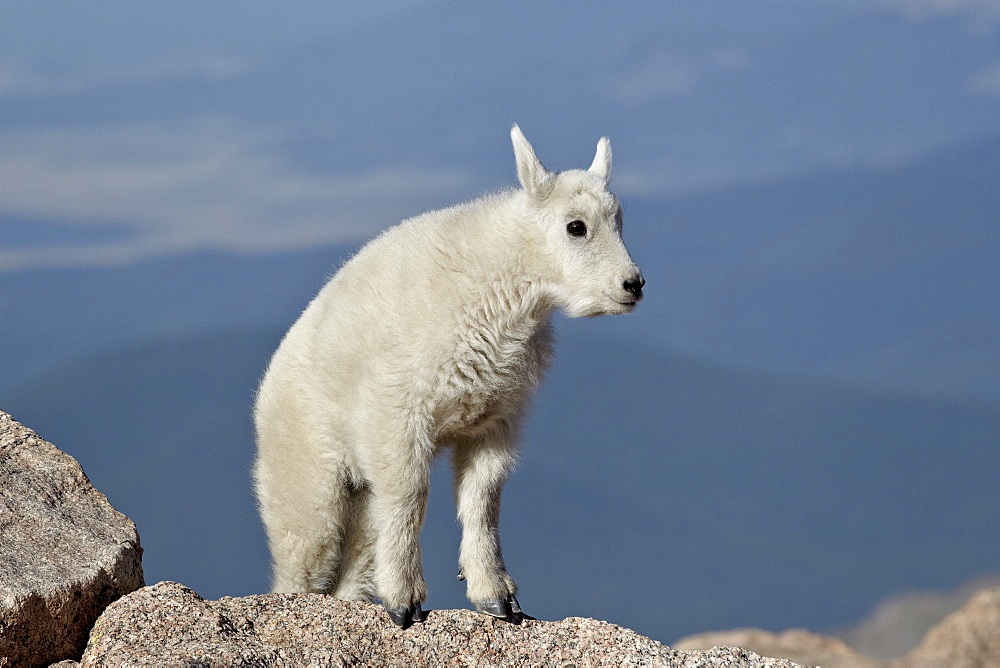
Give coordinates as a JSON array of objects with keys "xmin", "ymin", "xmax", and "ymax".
[
  {"xmin": 331, "ymin": 482, "xmax": 377, "ymax": 602},
  {"xmin": 258, "ymin": 461, "xmax": 352, "ymax": 595}
]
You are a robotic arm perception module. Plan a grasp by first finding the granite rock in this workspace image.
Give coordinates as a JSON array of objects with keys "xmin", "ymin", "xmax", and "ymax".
[
  {"xmin": 80, "ymin": 581, "xmax": 804, "ymax": 667},
  {"xmin": 0, "ymin": 410, "xmax": 144, "ymax": 667}
]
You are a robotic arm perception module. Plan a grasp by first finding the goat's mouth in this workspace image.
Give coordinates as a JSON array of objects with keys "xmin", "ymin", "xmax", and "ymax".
[
  {"xmin": 609, "ymin": 297, "xmax": 638, "ymax": 312},
  {"xmin": 597, "ymin": 292, "xmax": 640, "ymax": 315}
]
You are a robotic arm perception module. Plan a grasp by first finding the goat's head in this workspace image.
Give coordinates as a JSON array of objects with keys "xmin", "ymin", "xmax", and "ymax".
[{"xmin": 512, "ymin": 124, "xmax": 644, "ymax": 318}]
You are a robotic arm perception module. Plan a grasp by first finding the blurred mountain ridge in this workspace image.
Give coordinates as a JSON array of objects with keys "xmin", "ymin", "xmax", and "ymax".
[{"xmin": 3, "ymin": 133, "xmax": 998, "ymax": 404}]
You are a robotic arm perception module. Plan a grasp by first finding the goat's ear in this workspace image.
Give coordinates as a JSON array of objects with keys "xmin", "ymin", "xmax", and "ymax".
[
  {"xmin": 511, "ymin": 124, "xmax": 554, "ymax": 198},
  {"xmin": 588, "ymin": 136, "xmax": 612, "ymax": 184}
]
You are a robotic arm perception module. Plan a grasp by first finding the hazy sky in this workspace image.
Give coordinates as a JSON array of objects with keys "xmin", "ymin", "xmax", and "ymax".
[{"xmin": 2, "ymin": 0, "xmax": 999, "ymax": 272}]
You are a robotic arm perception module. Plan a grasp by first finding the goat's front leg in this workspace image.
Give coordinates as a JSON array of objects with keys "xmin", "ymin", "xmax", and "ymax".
[
  {"xmin": 453, "ymin": 427, "xmax": 521, "ymax": 619},
  {"xmin": 369, "ymin": 435, "xmax": 432, "ymax": 629}
]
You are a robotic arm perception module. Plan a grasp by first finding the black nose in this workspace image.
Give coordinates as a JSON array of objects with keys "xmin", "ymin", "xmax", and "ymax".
[{"xmin": 623, "ymin": 276, "xmax": 645, "ymax": 300}]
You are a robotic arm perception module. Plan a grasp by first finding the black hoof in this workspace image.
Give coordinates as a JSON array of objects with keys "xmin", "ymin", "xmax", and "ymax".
[
  {"xmin": 474, "ymin": 598, "xmax": 507, "ymax": 618},
  {"xmin": 474, "ymin": 594, "xmax": 521, "ymax": 620},
  {"xmin": 384, "ymin": 601, "xmax": 424, "ymax": 629}
]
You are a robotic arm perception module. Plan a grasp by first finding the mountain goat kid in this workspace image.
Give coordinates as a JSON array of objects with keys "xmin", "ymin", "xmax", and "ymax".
[{"xmin": 253, "ymin": 125, "xmax": 644, "ymax": 628}]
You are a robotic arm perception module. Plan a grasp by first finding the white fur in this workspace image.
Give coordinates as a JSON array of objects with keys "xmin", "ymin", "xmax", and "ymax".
[{"xmin": 253, "ymin": 125, "xmax": 643, "ymax": 611}]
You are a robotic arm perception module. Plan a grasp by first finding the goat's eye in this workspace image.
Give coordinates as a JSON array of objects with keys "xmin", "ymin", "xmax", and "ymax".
[{"xmin": 566, "ymin": 220, "xmax": 587, "ymax": 237}]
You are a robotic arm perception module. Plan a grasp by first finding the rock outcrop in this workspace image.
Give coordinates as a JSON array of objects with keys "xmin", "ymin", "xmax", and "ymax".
[
  {"xmin": 901, "ymin": 585, "xmax": 1000, "ymax": 668},
  {"xmin": 78, "ymin": 581, "xmax": 803, "ymax": 667},
  {"xmin": 674, "ymin": 585, "xmax": 1000, "ymax": 668},
  {"xmin": 0, "ymin": 410, "xmax": 144, "ymax": 667},
  {"xmin": 675, "ymin": 627, "xmax": 878, "ymax": 668},
  {"xmin": 839, "ymin": 575, "xmax": 1000, "ymax": 658}
]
